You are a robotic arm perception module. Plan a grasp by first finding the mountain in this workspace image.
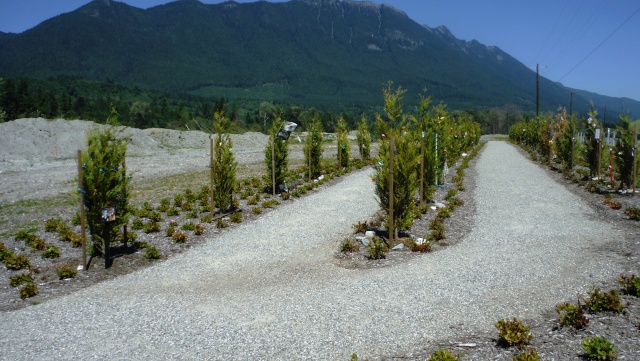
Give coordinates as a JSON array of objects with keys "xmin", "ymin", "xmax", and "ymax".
[{"xmin": 0, "ymin": 0, "xmax": 636, "ymax": 118}]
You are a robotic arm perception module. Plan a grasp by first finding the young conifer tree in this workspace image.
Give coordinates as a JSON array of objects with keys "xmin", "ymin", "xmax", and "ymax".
[
  {"xmin": 412, "ymin": 90, "xmax": 437, "ymax": 200},
  {"xmin": 264, "ymin": 117, "xmax": 290, "ymax": 193},
  {"xmin": 304, "ymin": 116, "xmax": 323, "ymax": 179},
  {"xmin": 584, "ymin": 107, "xmax": 600, "ymax": 178},
  {"xmin": 336, "ymin": 118, "xmax": 350, "ymax": 168},
  {"xmin": 615, "ymin": 113, "xmax": 636, "ymax": 189},
  {"xmin": 212, "ymin": 110, "xmax": 237, "ymax": 212},
  {"xmin": 81, "ymin": 106, "xmax": 130, "ymax": 256},
  {"xmin": 356, "ymin": 115, "xmax": 372, "ymax": 161}
]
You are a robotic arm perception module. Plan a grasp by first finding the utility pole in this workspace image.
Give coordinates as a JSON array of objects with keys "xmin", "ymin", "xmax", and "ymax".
[{"xmin": 536, "ymin": 64, "xmax": 539, "ymax": 117}]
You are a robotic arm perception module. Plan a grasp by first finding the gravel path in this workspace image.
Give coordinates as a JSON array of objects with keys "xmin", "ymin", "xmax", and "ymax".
[{"xmin": 0, "ymin": 141, "xmax": 625, "ymax": 360}]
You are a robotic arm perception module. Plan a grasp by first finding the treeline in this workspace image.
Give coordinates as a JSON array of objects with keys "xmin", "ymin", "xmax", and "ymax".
[{"xmin": 0, "ymin": 75, "xmax": 542, "ymax": 134}]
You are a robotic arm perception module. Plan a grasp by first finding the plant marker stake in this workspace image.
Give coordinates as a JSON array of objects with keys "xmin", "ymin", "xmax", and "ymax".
[
  {"xmin": 271, "ymin": 135, "xmax": 276, "ymax": 196},
  {"xmin": 210, "ymin": 137, "xmax": 215, "ymax": 219},
  {"xmin": 389, "ymin": 135, "xmax": 394, "ymax": 245},
  {"xmin": 435, "ymin": 132, "xmax": 438, "ymax": 186},
  {"xmin": 122, "ymin": 155, "xmax": 127, "ymax": 251},
  {"xmin": 634, "ymin": 125, "xmax": 638, "ymax": 195},
  {"xmin": 77, "ymin": 150, "xmax": 87, "ymax": 270}
]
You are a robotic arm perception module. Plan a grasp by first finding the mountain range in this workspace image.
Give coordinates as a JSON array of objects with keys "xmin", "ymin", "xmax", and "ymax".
[{"xmin": 1, "ymin": 0, "xmax": 638, "ymax": 119}]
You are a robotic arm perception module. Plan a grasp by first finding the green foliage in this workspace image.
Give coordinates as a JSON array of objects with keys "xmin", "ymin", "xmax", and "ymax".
[
  {"xmin": 584, "ymin": 287, "xmax": 625, "ymax": 313},
  {"xmin": 367, "ymin": 237, "xmax": 387, "ymax": 260},
  {"xmin": 28, "ymin": 235, "xmax": 47, "ymax": 251},
  {"xmin": 216, "ymin": 219, "xmax": 229, "ymax": 229},
  {"xmin": 251, "ymin": 206, "xmax": 262, "ymax": 215},
  {"xmin": 167, "ymin": 207, "xmax": 180, "ymax": 216},
  {"xmin": 336, "ymin": 118, "xmax": 350, "ymax": 167},
  {"xmin": 356, "ymin": 115, "xmax": 372, "ymax": 160},
  {"xmin": 581, "ymin": 336, "xmax": 616, "ymax": 360},
  {"xmin": 44, "ymin": 218, "xmax": 66, "ymax": 233},
  {"xmin": 57, "ymin": 265, "xmax": 77, "ymax": 279},
  {"xmin": 428, "ymin": 349, "xmax": 462, "ymax": 361},
  {"xmin": 172, "ymin": 231, "xmax": 187, "ymax": 244},
  {"xmin": 143, "ymin": 221, "xmax": 161, "ymax": 234},
  {"xmin": 615, "ymin": 113, "xmax": 637, "ymax": 189},
  {"xmin": 341, "ymin": 238, "xmax": 360, "ymax": 253},
  {"xmin": 5, "ymin": 253, "xmax": 31, "ymax": 270},
  {"xmin": 10, "ymin": 273, "xmax": 33, "ymax": 287},
  {"xmin": 411, "ymin": 241, "xmax": 432, "ymax": 253},
  {"xmin": 261, "ymin": 199, "xmax": 280, "ymax": 209},
  {"xmin": 200, "ymin": 214, "xmax": 213, "ymax": 223},
  {"xmin": 41, "ymin": 244, "xmax": 61, "ymax": 259},
  {"xmin": 556, "ymin": 109, "xmax": 577, "ymax": 170},
  {"xmin": 19, "ymin": 282, "xmax": 38, "ymax": 299},
  {"xmin": 512, "ymin": 348, "xmax": 540, "ymax": 361},
  {"xmin": 229, "ymin": 212, "xmax": 242, "ymax": 223},
  {"xmin": 584, "ymin": 107, "xmax": 601, "ymax": 178},
  {"xmin": 618, "ymin": 274, "xmax": 640, "ymax": 296},
  {"xmin": 81, "ymin": 107, "xmax": 130, "ymax": 257},
  {"xmin": 353, "ymin": 221, "xmax": 367, "ymax": 234},
  {"xmin": 194, "ymin": 223, "xmax": 205, "ymax": 235},
  {"xmin": 212, "ymin": 110, "xmax": 237, "ymax": 212},
  {"xmin": 495, "ymin": 318, "xmax": 532, "ymax": 348},
  {"xmin": 557, "ymin": 301, "xmax": 589, "ymax": 329},
  {"xmin": 181, "ymin": 222, "xmax": 196, "ymax": 231},
  {"xmin": 0, "ymin": 242, "xmax": 12, "ymax": 262},
  {"xmin": 437, "ymin": 207, "xmax": 451, "ymax": 219},
  {"xmin": 165, "ymin": 225, "xmax": 176, "ymax": 238},
  {"xmin": 131, "ymin": 218, "xmax": 144, "ymax": 230},
  {"xmin": 304, "ymin": 116, "xmax": 324, "ymax": 178},
  {"xmin": 144, "ymin": 246, "xmax": 161, "ymax": 260},
  {"xmin": 265, "ymin": 117, "xmax": 291, "ymax": 194}
]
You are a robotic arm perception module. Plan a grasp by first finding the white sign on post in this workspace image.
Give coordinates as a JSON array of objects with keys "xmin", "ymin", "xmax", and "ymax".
[{"xmin": 595, "ymin": 129, "xmax": 601, "ymax": 140}]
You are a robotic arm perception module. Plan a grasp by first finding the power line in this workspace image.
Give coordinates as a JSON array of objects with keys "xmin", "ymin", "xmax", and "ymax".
[{"xmin": 558, "ymin": 5, "xmax": 640, "ymax": 82}]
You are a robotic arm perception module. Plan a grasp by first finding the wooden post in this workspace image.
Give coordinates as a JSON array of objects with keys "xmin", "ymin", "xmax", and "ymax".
[
  {"xmin": 420, "ymin": 131, "xmax": 425, "ymax": 208},
  {"xmin": 122, "ymin": 155, "xmax": 127, "ymax": 251},
  {"xmin": 609, "ymin": 148, "xmax": 614, "ymax": 185},
  {"xmin": 308, "ymin": 141, "xmax": 312, "ymax": 180},
  {"xmin": 388, "ymin": 136, "xmax": 394, "ymax": 245},
  {"xmin": 210, "ymin": 137, "xmax": 214, "ymax": 219},
  {"xmin": 338, "ymin": 137, "xmax": 342, "ymax": 168},
  {"xmin": 271, "ymin": 135, "xmax": 276, "ymax": 196},
  {"xmin": 77, "ymin": 150, "xmax": 87, "ymax": 270},
  {"xmin": 634, "ymin": 125, "xmax": 638, "ymax": 195}
]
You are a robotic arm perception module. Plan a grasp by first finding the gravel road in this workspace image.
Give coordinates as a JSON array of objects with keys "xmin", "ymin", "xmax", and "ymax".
[{"xmin": 0, "ymin": 141, "xmax": 625, "ymax": 360}]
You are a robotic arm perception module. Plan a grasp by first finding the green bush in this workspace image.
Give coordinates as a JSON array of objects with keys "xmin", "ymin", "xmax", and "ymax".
[
  {"xmin": 57, "ymin": 265, "xmax": 77, "ymax": 280},
  {"xmin": 437, "ymin": 207, "xmax": 451, "ymax": 219},
  {"xmin": 618, "ymin": 274, "xmax": 640, "ymax": 296},
  {"xmin": 261, "ymin": 199, "xmax": 280, "ymax": 209},
  {"xmin": 10, "ymin": 273, "xmax": 32, "ymax": 287},
  {"xmin": 194, "ymin": 223, "xmax": 205, "ymax": 235},
  {"xmin": 251, "ymin": 207, "xmax": 262, "ymax": 215},
  {"xmin": 144, "ymin": 246, "xmax": 160, "ymax": 260},
  {"xmin": 584, "ymin": 287, "xmax": 625, "ymax": 313},
  {"xmin": 131, "ymin": 218, "xmax": 144, "ymax": 230},
  {"xmin": 624, "ymin": 207, "xmax": 640, "ymax": 220},
  {"xmin": 341, "ymin": 238, "xmax": 360, "ymax": 253},
  {"xmin": 148, "ymin": 211, "xmax": 162, "ymax": 222},
  {"xmin": 367, "ymin": 237, "xmax": 387, "ymax": 260},
  {"xmin": 5, "ymin": 253, "xmax": 31, "ymax": 270},
  {"xmin": 19, "ymin": 282, "xmax": 38, "ymax": 299},
  {"xmin": 353, "ymin": 221, "xmax": 367, "ymax": 234},
  {"xmin": 216, "ymin": 219, "xmax": 229, "ymax": 229},
  {"xmin": 513, "ymin": 347, "xmax": 540, "ymax": 361},
  {"xmin": 60, "ymin": 229, "xmax": 82, "ymax": 247},
  {"xmin": 200, "ymin": 214, "xmax": 213, "ymax": 223},
  {"xmin": 229, "ymin": 212, "xmax": 242, "ymax": 223},
  {"xmin": 557, "ymin": 301, "xmax": 589, "ymax": 329},
  {"xmin": 0, "ymin": 243, "xmax": 13, "ymax": 262},
  {"xmin": 41, "ymin": 244, "xmax": 61, "ymax": 259},
  {"xmin": 172, "ymin": 231, "xmax": 187, "ymax": 244},
  {"xmin": 144, "ymin": 221, "xmax": 161, "ymax": 234},
  {"xmin": 44, "ymin": 218, "xmax": 65, "ymax": 233},
  {"xmin": 181, "ymin": 222, "xmax": 196, "ymax": 231},
  {"xmin": 495, "ymin": 318, "xmax": 531, "ymax": 347},
  {"xmin": 28, "ymin": 236, "xmax": 47, "ymax": 251},
  {"xmin": 411, "ymin": 241, "xmax": 432, "ymax": 253},
  {"xmin": 582, "ymin": 336, "xmax": 616, "ymax": 360},
  {"xmin": 166, "ymin": 207, "xmax": 180, "ymax": 216},
  {"xmin": 428, "ymin": 349, "xmax": 462, "ymax": 361},
  {"xmin": 165, "ymin": 225, "xmax": 175, "ymax": 238},
  {"xmin": 186, "ymin": 210, "xmax": 199, "ymax": 219}
]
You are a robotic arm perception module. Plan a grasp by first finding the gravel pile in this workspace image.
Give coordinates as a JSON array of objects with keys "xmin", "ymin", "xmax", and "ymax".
[{"xmin": 0, "ymin": 141, "xmax": 627, "ymax": 360}]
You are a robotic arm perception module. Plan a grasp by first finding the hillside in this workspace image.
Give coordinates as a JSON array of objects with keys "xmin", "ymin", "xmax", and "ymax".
[{"xmin": 0, "ymin": 0, "xmax": 637, "ymax": 117}]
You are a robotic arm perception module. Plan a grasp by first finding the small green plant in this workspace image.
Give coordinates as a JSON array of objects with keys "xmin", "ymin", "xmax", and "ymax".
[
  {"xmin": 582, "ymin": 336, "xmax": 616, "ymax": 360},
  {"xmin": 15, "ymin": 229, "xmax": 32, "ymax": 242},
  {"xmin": 353, "ymin": 221, "xmax": 367, "ymax": 234},
  {"xmin": 495, "ymin": 318, "xmax": 531, "ymax": 348},
  {"xmin": 624, "ymin": 207, "xmax": 640, "ymax": 220},
  {"xmin": 341, "ymin": 238, "xmax": 360, "ymax": 253},
  {"xmin": 437, "ymin": 207, "xmax": 451, "ymax": 219},
  {"xmin": 557, "ymin": 301, "xmax": 589, "ymax": 329},
  {"xmin": 194, "ymin": 223, "xmax": 205, "ymax": 235},
  {"xmin": 165, "ymin": 225, "xmax": 176, "ymax": 237},
  {"xmin": 512, "ymin": 347, "xmax": 540, "ymax": 361},
  {"xmin": 144, "ymin": 246, "xmax": 160, "ymax": 260},
  {"xmin": 172, "ymin": 231, "xmax": 187, "ymax": 244},
  {"xmin": 216, "ymin": 219, "xmax": 229, "ymax": 229},
  {"xmin": 412, "ymin": 241, "xmax": 432, "ymax": 253},
  {"xmin": 229, "ymin": 212, "xmax": 242, "ymax": 223},
  {"xmin": 173, "ymin": 194, "xmax": 184, "ymax": 207},
  {"xmin": 618, "ymin": 274, "xmax": 640, "ymax": 296},
  {"xmin": 71, "ymin": 212, "xmax": 81, "ymax": 226},
  {"xmin": 185, "ymin": 210, "xmax": 198, "ymax": 219},
  {"xmin": 428, "ymin": 349, "xmax": 462, "ymax": 361},
  {"xmin": 41, "ymin": 244, "xmax": 61, "ymax": 259},
  {"xmin": 251, "ymin": 207, "xmax": 262, "ymax": 215},
  {"xmin": 19, "ymin": 282, "xmax": 39, "ymax": 299},
  {"xmin": 200, "ymin": 214, "xmax": 213, "ymax": 223},
  {"xmin": 144, "ymin": 221, "xmax": 161, "ymax": 234},
  {"xmin": 367, "ymin": 237, "xmax": 387, "ymax": 260},
  {"xmin": 180, "ymin": 201, "xmax": 194, "ymax": 211},
  {"xmin": 167, "ymin": 207, "xmax": 180, "ymax": 216},
  {"xmin": 28, "ymin": 236, "xmax": 47, "ymax": 251},
  {"xmin": 10, "ymin": 273, "xmax": 33, "ymax": 287},
  {"xmin": 57, "ymin": 264, "xmax": 77, "ymax": 279},
  {"xmin": 0, "ymin": 242, "xmax": 10, "ymax": 262},
  {"xmin": 44, "ymin": 218, "xmax": 65, "ymax": 232},
  {"xmin": 60, "ymin": 229, "xmax": 82, "ymax": 247},
  {"xmin": 181, "ymin": 221, "xmax": 196, "ymax": 231},
  {"xmin": 5, "ymin": 253, "xmax": 31, "ymax": 270},
  {"xmin": 131, "ymin": 218, "xmax": 144, "ymax": 230},
  {"xmin": 261, "ymin": 199, "xmax": 280, "ymax": 209},
  {"xmin": 148, "ymin": 211, "xmax": 162, "ymax": 222},
  {"xmin": 584, "ymin": 287, "xmax": 625, "ymax": 313}
]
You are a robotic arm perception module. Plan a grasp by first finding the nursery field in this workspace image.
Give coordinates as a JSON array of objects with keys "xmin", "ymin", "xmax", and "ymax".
[{"xmin": 0, "ymin": 119, "xmax": 639, "ymax": 360}]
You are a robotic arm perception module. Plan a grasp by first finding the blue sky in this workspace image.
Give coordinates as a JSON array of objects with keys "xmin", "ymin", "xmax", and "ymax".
[{"xmin": 1, "ymin": 0, "xmax": 639, "ymax": 102}]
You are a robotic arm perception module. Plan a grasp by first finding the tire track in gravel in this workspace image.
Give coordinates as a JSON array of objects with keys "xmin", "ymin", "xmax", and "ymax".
[{"xmin": 0, "ymin": 141, "xmax": 626, "ymax": 360}]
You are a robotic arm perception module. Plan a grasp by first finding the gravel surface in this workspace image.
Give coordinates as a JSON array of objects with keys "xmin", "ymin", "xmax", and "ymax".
[{"xmin": 0, "ymin": 141, "xmax": 628, "ymax": 360}]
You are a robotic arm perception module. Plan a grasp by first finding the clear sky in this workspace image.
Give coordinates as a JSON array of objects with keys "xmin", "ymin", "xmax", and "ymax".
[{"xmin": 1, "ymin": 0, "xmax": 639, "ymax": 101}]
